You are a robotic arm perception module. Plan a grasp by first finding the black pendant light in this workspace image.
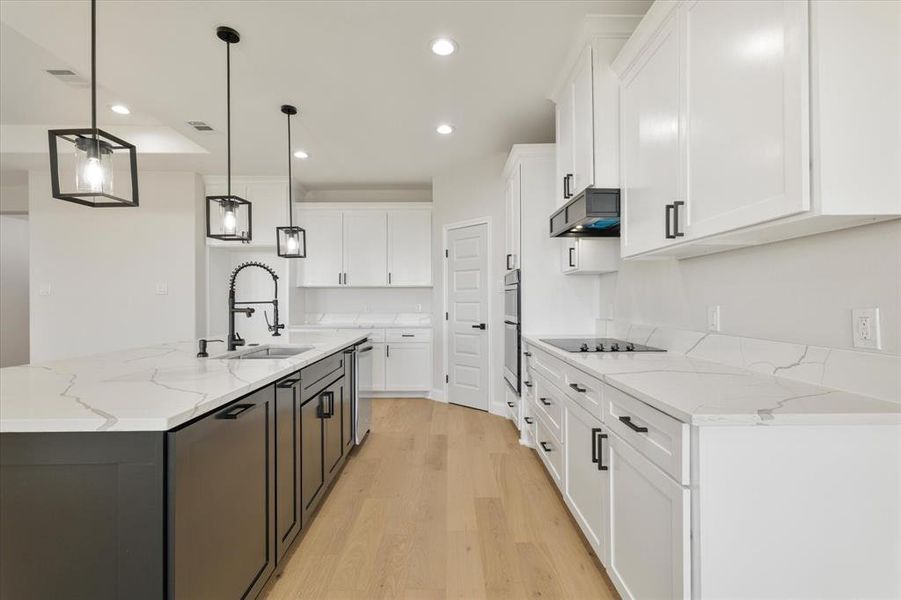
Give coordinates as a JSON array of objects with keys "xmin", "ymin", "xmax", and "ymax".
[
  {"xmin": 206, "ymin": 26, "xmax": 252, "ymax": 241},
  {"xmin": 47, "ymin": 0, "xmax": 139, "ymax": 207},
  {"xmin": 276, "ymin": 105, "xmax": 306, "ymax": 258}
]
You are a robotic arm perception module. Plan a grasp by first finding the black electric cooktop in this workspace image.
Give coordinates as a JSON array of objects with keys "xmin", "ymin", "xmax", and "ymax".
[{"xmin": 540, "ymin": 338, "xmax": 665, "ymax": 353}]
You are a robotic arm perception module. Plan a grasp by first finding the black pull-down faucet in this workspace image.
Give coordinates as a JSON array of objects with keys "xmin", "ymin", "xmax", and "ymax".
[{"xmin": 227, "ymin": 261, "xmax": 285, "ymax": 351}]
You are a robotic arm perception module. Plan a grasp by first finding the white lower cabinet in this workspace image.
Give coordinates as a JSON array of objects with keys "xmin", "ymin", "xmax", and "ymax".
[
  {"xmin": 367, "ymin": 342, "xmax": 387, "ymax": 392},
  {"xmin": 607, "ymin": 431, "xmax": 690, "ymax": 600},
  {"xmin": 563, "ymin": 398, "xmax": 610, "ymax": 562},
  {"xmin": 385, "ymin": 342, "xmax": 432, "ymax": 391}
]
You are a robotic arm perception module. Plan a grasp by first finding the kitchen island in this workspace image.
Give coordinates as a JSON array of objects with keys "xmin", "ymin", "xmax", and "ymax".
[{"xmin": 0, "ymin": 330, "xmax": 366, "ymax": 600}]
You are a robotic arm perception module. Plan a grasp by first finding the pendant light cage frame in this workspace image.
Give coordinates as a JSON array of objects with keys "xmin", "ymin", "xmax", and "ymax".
[
  {"xmin": 276, "ymin": 104, "xmax": 306, "ymax": 258},
  {"xmin": 206, "ymin": 26, "xmax": 253, "ymax": 242},
  {"xmin": 48, "ymin": 0, "xmax": 139, "ymax": 208}
]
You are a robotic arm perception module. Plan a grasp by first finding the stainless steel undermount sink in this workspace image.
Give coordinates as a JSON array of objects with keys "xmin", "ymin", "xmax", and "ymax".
[{"xmin": 225, "ymin": 345, "xmax": 314, "ymax": 359}]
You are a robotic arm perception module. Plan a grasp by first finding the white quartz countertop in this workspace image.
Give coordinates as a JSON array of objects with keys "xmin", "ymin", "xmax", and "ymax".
[
  {"xmin": 523, "ymin": 335, "xmax": 901, "ymax": 426},
  {"xmin": 0, "ymin": 330, "xmax": 367, "ymax": 433}
]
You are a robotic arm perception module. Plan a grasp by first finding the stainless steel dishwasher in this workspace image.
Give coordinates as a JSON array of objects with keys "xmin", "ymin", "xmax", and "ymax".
[{"xmin": 354, "ymin": 341, "xmax": 373, "ymax": 444}]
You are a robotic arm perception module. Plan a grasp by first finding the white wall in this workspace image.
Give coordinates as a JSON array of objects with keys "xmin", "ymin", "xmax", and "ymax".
[
  {"xmin": 0, "ymin": 171, "xmax": 28, "ymax": 213},
  {"xmin": 431, "ymin": 152, "xmax": 507, "ymax": 410},
  {"xmin": 28, "ymin": 170, "xmax": 205, "ymax": 362},
  {"xmin": 599, "ymin": 219, "xmax": 901, "ymax": 354},
  {"xmin": 0, "ymin": 215, "xmax": 29, "ymax": 367}
]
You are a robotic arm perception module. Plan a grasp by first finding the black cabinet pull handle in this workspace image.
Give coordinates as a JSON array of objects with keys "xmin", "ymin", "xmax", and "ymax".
[
  {"xmin": 593, "ymin": 429, "xmax": 609, "ymax": 471},
  {"xmin": 524, "ymin": 417, "xmax": 534, "ymax": 425},
  {"xmin": 523, "ymin": 351, "xmax": 532, "ymax": 357},
  {"xmin": 540, "ymin": 397, "xmax": 551, "ymax": 406},
  {"xmin": 472, "ymin": 323, "xmax": 487, "ymax": 330},
  {"xmin": 569, "ymin": 383, "xmax": 587, "ymax": 393},
  {"xmin": 540, "ymin": 441, "xmax": 552, "ymax": 453},
  {"xmin": 386, "ymin": 345, "xmax": 390, "ymax": 358},
  {"xmin": 568, "ymin": 246, "xmax": 575, "ymax": 267},
  {"xmin": 218, "ymin": 403, "xmax": 253, "ymax": 419},
  {"xmin": 665, "ymin": 204, "xmax": 675, "ymax": 239},
  {"xmin": 401, "ymin": 334, "xmax": 415, "ymax": 338},
  {"xmin": 507, "ymin": 401, "xmax": 514, "ymax": 408},
  {"xmin": 276, "ymin": 377, "xmax": 301, "ymax": 388},
  {"xmin": 506, "ymin": 254, "xmax": 512, "ymax": 270},
  {"xmin": 567, "ymin": 174, "xmax": 574, "ymax": 197},
  {"xmin": 318, "ymin": 391, "xmax": 335, "ymax": 418},
  {"xmin": 388, "ymin": 272, "xmax": 392, "ymax": 284},
  {"xmin": 523, "ymin": 381, "xmax": 532, "ymax": 388},
  {"xmin": 673, "ymin": 201, "xmax": 685, "ymax": 237},
  {"xmin": 359, "ymin": 346, "xmax": 373, "ymax": 353},
  {"xmin": 563, "ymin": 176, "xmax": 569, "ymax": 199},
  {"xmin": 619, "ymin": 415, "xmax": 649, "ymax": 433}
]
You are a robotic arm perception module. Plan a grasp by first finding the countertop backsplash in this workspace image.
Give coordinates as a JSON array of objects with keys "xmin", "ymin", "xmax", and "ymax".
[
  {"xmin": 300, "ymin": 312, "xmax": 432, "ymax": 328},
  {"xmin": 596, "ymin": 319, "xmax": 901, "ymax": 404}
]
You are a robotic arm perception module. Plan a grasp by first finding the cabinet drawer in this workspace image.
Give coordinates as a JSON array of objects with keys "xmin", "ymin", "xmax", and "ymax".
[
  {"xmin": 300, "ymin": 352, "xmax": 344, "ymax": 400},
  {"xmin": 534, "ymin": 412, "xmax": 563, "ymax": 489},
  {"xmin": 386, "ymin": 328, "xmax": 432, "ymax": 342},
  {"xmin": 562, "ymin": 363, "xmax": 604, "ymax": 420},
  {"xmin": 336, "ymin": 328, "xmax": 385, "ymax": 343},
  {"xmin": 605, "ymin": 383, "xmax": 689, "ymax": 485},
  {"xmin": 528, "ymin": 346, "xmax": 567, "ymax": 391},
  {"xmin": 533, "ymin": 375, "xmax": 564, "ymax": 441},
  {"xmin": 504, "ymin": 385, "xmax": 519, "ymax": 425}
]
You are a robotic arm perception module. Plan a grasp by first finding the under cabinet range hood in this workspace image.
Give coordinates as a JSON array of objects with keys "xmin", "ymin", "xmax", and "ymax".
[{"xmin": 550, "ymin": 187, "xmax": 621, "ymax": 237}]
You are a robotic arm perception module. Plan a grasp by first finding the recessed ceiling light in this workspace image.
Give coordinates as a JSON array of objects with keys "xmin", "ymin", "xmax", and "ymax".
[
  {"xmin": 436, "ymin": 124, "xmax": 454, "ymax": 135},
  {"xmin": 110, "ymin": 104, "xmax": 130, "ymax": 115},
  {"xmin": 293, "ymin": 150, "xmax": 309, "ymax": 159},
  {"xmin": 431, "ymin": 38, "xmax": 457, "ymax": 56}
]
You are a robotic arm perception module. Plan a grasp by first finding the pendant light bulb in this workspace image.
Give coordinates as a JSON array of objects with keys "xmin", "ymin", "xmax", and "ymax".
[
  {"xmin": 286, "ymin": 232, "xmax": 299, "ymax": 252},
  {"xmin": 221, "ymin": 202, "xmax": 237, "ymax": 235},
  {"xmin": 83, "ymin": 157, "xmax": 104, "ymax": 190}
]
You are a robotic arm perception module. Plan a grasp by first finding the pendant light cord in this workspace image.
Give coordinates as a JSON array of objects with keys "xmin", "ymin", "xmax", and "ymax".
[
  {"xmin": 226, "ymin": 39, "xmax": 231, "ymax": 198},
  {"xmin": 287, "ymin": 112, "xmax": 293, "ymax": 226},
  {"xmin": 91, "ymin": 0, "xmax": 97, "ymax": 141}
]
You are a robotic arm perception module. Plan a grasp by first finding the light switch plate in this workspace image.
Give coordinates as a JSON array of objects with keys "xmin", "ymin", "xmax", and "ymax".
[
  {"xmin": 707, "ymin": 305, "xmax": 721, "ymax": 332},
  {"xmin": 38, "ymin": 282, "xmax": 52, "ymax": 297},
  {"xmin": 852, "ymin": 307, "xmax": 881, "ymax": 349},
  {"xmin": 155, "ymin": 283, "xmax": 169, "ymax": 295}
]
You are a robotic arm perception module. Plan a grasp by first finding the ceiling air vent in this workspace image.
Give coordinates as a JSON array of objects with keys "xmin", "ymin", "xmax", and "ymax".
[
  {"xmin": 187, "ymin": 121, "xmax": 214, "ymax": 132},
  {"xmin": 45, "ymin": 69, "xmax": 89, "ymax": 88}
]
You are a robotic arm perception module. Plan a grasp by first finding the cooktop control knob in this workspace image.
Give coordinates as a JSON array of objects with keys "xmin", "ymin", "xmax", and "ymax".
[
  {"xmin": 626, "ymin": 343, "xmax": 635, "ymax": 351},
  {"xmin": 580, "ymin": 343, "xmax": 589, "ymax": 352},
  {"xmin": 596, "ymin": 344, "xmax": 605, "ymax": 352},
  {"xmin": 611, "ymin": 343, "xmax": 620, "ymax": 352}
]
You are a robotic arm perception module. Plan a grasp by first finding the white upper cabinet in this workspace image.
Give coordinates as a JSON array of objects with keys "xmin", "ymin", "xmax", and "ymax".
[
  {"xmin": 619, "ymin": 11, "xmax": 683, "ymax": 258},
  {"xmin": 387, "ymin": 209, "xmax": 432, "ymax": 286},
  {"xmin": 682, "ymin": 0, "xmax": 809, "ymax": 239},
  {"xmin": 571, "ymin": 47, "xmax": 596, "ymax": 196},
  {"xmin": 555, "ymin": 47, "xmax": 595, "ymax": 206},
  {"xmin": 555, "ymin": 84, "xmax": 575, "ymax": 209},
  {"xmin": 505, "ymin": 165, "xmax": 521, "ymax": 270},
  {"xmin": 203, "ymin": 177, "xmax": 288, "ymax": 247},
  {"xmin": 296, "ymin": 203, "xmax": 432, "ymax": 288},
  {"xmin": 613, "ymin": 0, "xmax": 900, "ymax": 258},
  {"xmin": 343, "ymin": 210, "xmax": 388, "ymax": 287},
  {"xmin": 298, "ymin": 210, "xmax": 343, "ymax": 286}
]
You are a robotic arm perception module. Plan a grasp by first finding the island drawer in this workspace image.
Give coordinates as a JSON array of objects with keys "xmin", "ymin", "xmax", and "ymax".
[
  {"xmin": 562, "ymin": 363, "xmax": 604, "ymax": 421},
  {"xmin": 533, "ymin": 374, "xmax": 564, "ymax": 441},
  {"xmin": 605, "ymin": 383, "xmax": 689, "ymax": 485},
  {"xmin": 300, "ymin": 353, "xmax": 345, "ymax": 400}
]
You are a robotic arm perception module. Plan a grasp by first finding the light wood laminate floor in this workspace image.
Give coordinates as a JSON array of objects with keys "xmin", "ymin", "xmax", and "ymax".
[{"xmin": 264, "ymin": 398, "xmax": 617, "ymax": 600}]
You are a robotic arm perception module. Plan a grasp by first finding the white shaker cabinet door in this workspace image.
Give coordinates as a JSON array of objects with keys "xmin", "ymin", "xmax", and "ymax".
[
  {"xmin": 683, "ymin": 0, "xmax": 810, "ymax": 238},
  {"xmin": 385, "ymin": 342, "xmax": 431, "ymax": 391},
  {"xmin": 620, "ymin": 11, "xmax": 683, "ymax": 258},
  {"xmin": 387, "ymin": 210, "xmax": 431, "ymax": 286},
  {"xmin": 607, "ymin": 432, "xmax": 690, "ymax": 600},
  {"xmin": 369, "ymin": 343, "xmax": 387, "ymax": 392},
  {"xmin": 297, "ymin": 211, "xmax": 343, "ymax": 286},
  {"xmin": 563, "ymin": 399, "xmax": 610, "ymax": 562},
  {"xmin": 505, "ymin": 166, "xmax": 521, "ymax": 270},
  {"xmin": 571, "ymin": 45, "xmax": 595, "ymax": 197},
  {"xmin": 556, "ymin": 84, "xmax": 575, "ymax": 208},
  {"xmin": 343, "ymin": 210, "xmax": 388, "ymax": 287}
]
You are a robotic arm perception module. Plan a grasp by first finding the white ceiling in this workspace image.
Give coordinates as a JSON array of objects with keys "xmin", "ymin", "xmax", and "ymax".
[{"xmin": 0, "ymin": 0, "xmax": 650, "ymax": 188}]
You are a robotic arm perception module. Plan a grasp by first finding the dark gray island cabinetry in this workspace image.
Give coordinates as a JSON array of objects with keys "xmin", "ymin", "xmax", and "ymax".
[{"xmin": 0, "ymin": 337, "xmax": 361, "ymax": 600}]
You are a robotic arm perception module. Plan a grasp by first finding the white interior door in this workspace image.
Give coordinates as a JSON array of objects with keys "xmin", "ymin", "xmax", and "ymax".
[
  {"xmin": 343, "ymin": 210, "xmax": 388, "ymax": 287},
  {"xmin": 446, "ymin": 223, "xmax": 490, "ymax": 411}
]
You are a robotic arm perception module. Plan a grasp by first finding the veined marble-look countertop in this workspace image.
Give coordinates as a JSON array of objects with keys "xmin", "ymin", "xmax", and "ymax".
[
  {"xmin": 523, "ymin": 335, "xmax": 901, "ymax": 426},
  {"xmin": 0, "ymin": 330, "xmax": 366, "ymax": 433}
]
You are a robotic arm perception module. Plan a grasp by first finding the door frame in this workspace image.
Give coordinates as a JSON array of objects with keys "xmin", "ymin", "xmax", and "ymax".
[{"xmin": 441, "ymin": 217, "xmax": 493, "ymax": 412}]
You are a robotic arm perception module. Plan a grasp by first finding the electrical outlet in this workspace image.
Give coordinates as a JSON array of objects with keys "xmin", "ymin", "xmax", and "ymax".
[
  {"xmin": 155, "ymin": 283, "xmax": 169, "ymax": 295},
  {"xmin": 416, "ymin": 303, "xmax": 422, "ymax": 313},
  {"xmin": 852, "ymin": 307, "xmax": 881, "ymax": 350},
  {"xmin": 707, "ymin": 305, "xmax": 721, "ymax": 332},
  {"xmin": 38, "ymin": 282, "xmax": 52, "ymax": 297},
  {"xmin": 362, "ymin": 304, "xmax": 370, "ymax": 313}
]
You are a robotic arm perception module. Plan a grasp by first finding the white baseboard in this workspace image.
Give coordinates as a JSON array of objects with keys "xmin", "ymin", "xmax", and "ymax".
[{"xmin": 430, "ymin": 388, "xmax": 447, "ymax": 403}]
